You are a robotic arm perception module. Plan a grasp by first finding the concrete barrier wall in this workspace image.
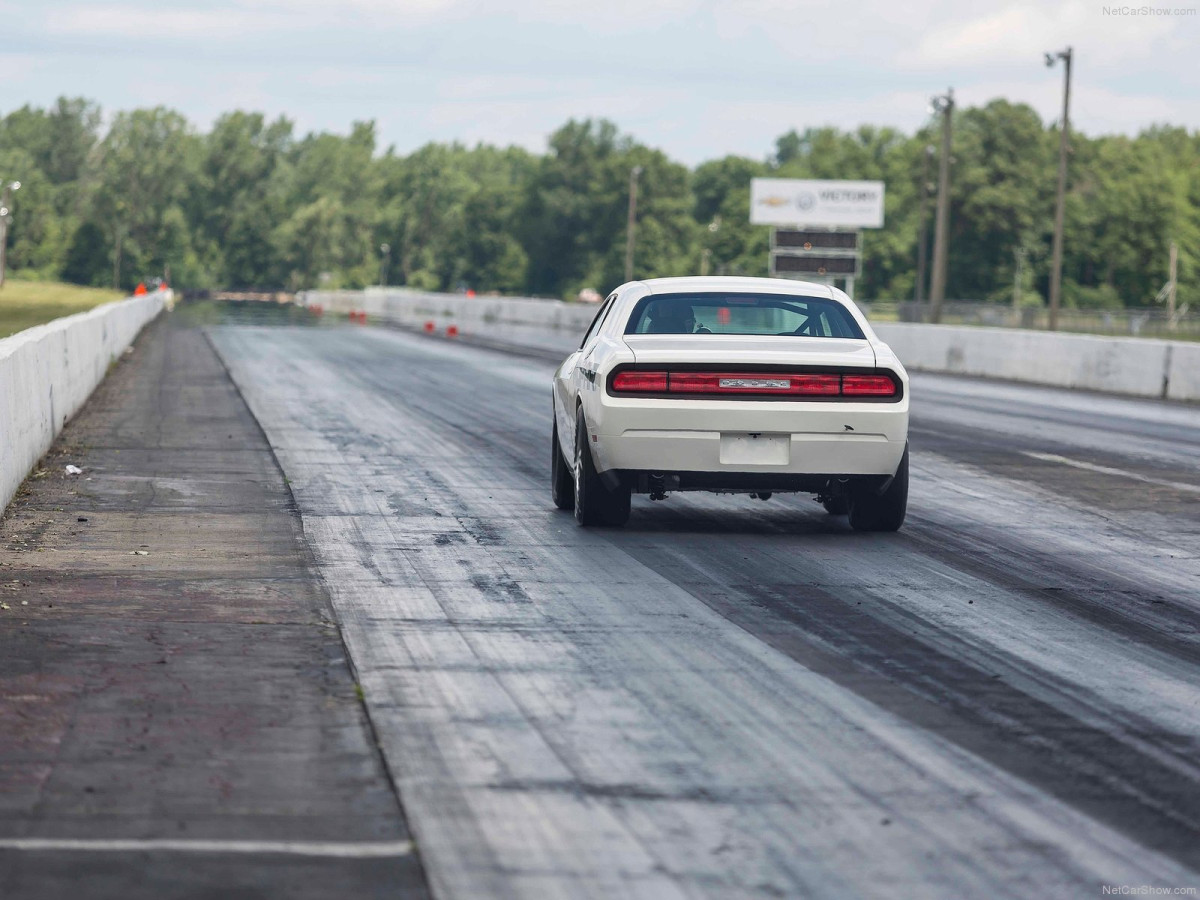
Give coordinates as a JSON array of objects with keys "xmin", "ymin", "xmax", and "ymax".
[
  {"xmin": 299, "ymin": 289, "xmax": 1199, "ymax": 403},
  {"xmin": 1, "ymin": 293, "xmax": 166, "ymax": 513},
  {"xmin": 1166, "ymin": 342, "xmax": 1200, "ymax": 402},
  {"xmin": 870, "ymin": 323, "xmax": 1187, "ymax": 399},
  {"xmin": 304, "ymin": 288, "xmax": 591, "ymax": 357}
]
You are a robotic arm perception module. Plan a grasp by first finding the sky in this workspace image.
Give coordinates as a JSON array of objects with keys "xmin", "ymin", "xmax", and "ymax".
[{"xmin": 4, "ymin": 0, "xmax": 1199, "ymax": 163}]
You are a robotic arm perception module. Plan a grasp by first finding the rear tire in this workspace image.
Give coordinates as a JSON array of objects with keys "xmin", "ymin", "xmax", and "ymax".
[
  {"xmin": 551, "ymin": 419, "xmax": 574, "ymax": 510},
  {"xmin": 849, "ymin": 445, "xmax": 908, "ymax": 532},
  {"xmin": 574, "ymin": 409, "xmax": 631, "ymax": 527}
]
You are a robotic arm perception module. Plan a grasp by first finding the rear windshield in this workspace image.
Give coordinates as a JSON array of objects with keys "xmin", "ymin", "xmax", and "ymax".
[{"xmin": 624, "ymin": 292, "xmax": 865, "ymax": 339}]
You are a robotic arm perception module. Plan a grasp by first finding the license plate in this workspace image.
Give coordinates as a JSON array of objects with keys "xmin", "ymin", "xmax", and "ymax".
[{"xmin": 719, "ymin": 433, "xmax": 790, "ymax": 466}]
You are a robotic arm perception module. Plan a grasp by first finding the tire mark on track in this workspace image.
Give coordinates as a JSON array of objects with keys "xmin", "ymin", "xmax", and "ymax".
[
  {"xmin": 607, "ymin": 544, "xmax": 1200, "ymax": 870},
  {"xmin": 900, "ymin": 521, "xmax": 1200, "ymax": 667}
]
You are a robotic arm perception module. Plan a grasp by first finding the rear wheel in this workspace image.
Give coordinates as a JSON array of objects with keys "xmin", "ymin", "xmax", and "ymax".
[
  {"xmin": 574, "ymin": 409, "xmax": 631, "ymax": 527},
  {"xmin": 849, "ymin": 445, "xmax": 908, "ymax": 532},
  {"xmin": 551, "ymin": 419, "xmax": 574, "ymax": 510}
]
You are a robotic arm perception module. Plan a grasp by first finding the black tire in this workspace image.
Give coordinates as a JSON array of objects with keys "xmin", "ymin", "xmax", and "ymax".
[
  {"xmin": 551, "ymin": 419, "xmax": 574, "ymax": 510},
  {"xmin": 574, "ymin": 409, "xmax": 631, "ymax": 527},
  {"xmin": 849, "ymin": 445, "xmax": 909, "ymax": 532}
]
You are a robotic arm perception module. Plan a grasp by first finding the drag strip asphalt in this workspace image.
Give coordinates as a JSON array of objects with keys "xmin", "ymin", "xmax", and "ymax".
[{"xmin": 211, "ymin": 323, "xmax": 1200, "ymax": 900}]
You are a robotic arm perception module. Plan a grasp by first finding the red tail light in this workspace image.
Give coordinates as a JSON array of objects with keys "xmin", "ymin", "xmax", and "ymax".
[
  {"xmin": 612, "ymin": 371, "xmax": 669, "ymax": 393},
  {"xmin": 841, "ymin": 375, "xmax": 897, "ymax": 397},
  {"xmin": 609, "ymin": 370, "xmax": 899, "ymax": 398}
]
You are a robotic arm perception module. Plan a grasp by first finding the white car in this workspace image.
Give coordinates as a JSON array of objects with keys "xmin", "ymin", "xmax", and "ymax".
[{"xmin": 551, "ymin": 276, "xmax": 910, "ymax": 530}]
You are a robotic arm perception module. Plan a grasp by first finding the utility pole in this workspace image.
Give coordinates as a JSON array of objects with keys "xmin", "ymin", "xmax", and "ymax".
[
  {"xmin": 1012, "ymin": 246, "xmax": 1026, "ymax": 324},
  {"xmin": 624, "ymin": 165, "xmax": 643, "ymax": 283},
  {"xmin": 1167, "ymin": 239, "xmax": 1178, "ymax": 330},
  {"xmin": 914, "ymin": 144, "xmax": 935, "ymax": 306},
  {"xmin": 0, "ymin": 180, "xmax": 21, "ymax": 289},
  {"xmin": 1045, "ymin": 46, "xmax": 1073, "ymax": 331},
  {"xmin": 928, "ymin": 90, "xmax": 954, "ymax": 324},
  {"xmin": 379, "ymin": 242, "xmax": 391, "ymax": 287}
]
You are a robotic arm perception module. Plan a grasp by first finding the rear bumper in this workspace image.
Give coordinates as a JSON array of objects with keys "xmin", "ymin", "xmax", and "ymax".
[
  {"xmin": 597, "ymin": 429, "xmax": 906, "ymax": 476},
  {"xmin": 589, "ymin": 398, "xmax": 908, "ymax": 477}
]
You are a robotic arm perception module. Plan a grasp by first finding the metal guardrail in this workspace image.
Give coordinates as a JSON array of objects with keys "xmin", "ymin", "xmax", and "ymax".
[{"xmin": 860, "ymin": 301, "xmax": 1200, "ymax": 340}]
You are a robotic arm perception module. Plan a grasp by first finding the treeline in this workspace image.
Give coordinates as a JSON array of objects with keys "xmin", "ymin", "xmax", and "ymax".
[{"xmin": 0, "ymin": 97, "xmax": 1196, "ymax": 307}]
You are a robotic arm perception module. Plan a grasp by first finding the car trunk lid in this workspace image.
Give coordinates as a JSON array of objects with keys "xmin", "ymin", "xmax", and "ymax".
[{"xmin": 623, "ymin": 335, "xmax": 878, "ymax": 369}]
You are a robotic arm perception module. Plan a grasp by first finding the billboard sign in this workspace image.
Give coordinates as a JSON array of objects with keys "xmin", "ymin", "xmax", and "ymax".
[{"xmin": 750, "ymin": 178, "xmax": 885, "ymax": 228}]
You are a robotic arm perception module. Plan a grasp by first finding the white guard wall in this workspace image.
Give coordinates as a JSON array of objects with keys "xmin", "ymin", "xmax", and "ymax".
[
  {"xmin": 1166, "ymin": 342, "xmax": 1200, "ymax": 402},
  {"xmin": 299, "ymin": 289, "xmax": 1199, "ymax": 403},
  {"xmin": 0, "ymin": 293, "xmax": 166, "ymax": 513},
  {"xmin": 304, "ymin": 288, "xmax": 593, "ymax": 357},
  {"xmin": 870, "ymin": 323, "xmax": 1190, "ymax": 400}
]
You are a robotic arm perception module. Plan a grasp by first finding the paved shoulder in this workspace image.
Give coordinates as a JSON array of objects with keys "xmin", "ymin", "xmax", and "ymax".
[{"xmin": 0, "ymin": 318, "xmax": 428, "ymax": 900}]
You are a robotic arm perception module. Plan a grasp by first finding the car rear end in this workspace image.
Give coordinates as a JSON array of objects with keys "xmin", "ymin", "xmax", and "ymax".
[{"xmin": 587, "ymin": 287, "xmax": 909, "ymax": 494}]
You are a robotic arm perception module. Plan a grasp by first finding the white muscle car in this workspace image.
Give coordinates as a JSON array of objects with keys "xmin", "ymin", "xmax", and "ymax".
[{"xmin": 551, "ymin": 276, "xmax": 910, "ymax": 530}]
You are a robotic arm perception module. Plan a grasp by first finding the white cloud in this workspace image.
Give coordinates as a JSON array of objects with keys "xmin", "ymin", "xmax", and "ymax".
[
  {"xmin": 420, "ymin": 84, "xmax": 694, "ymax": 152},
  {"xmin": 249, "ymin": 0, "xmax": 464, "ymax": 23},
  {"xmin": 12, "ymin": 0, "xmax": 1199, "ymax": 164},
  {"xmin": 44, "ymin": 4, "xmax": 282, "ymax": 38},
  {"xmin": 41, "ymin": 0, "xmax": 466, "ymax": 38},
  {"xmin": 434, "ymin": 74, "xmax": 569, "ymax": 102},
  {"xmin": 901, "ymin": 1, "xmax": 1178, "ymax": 68},
  {"xmin": 710, "ymin": 0, "xmax": 944, "ymax": 62},
  {"xmin": 528, "ymin": 0, "xmax": 702, "ymax": 29},
  {"xmin": 952, "ymin": 78, "xmax": 1193, "ymax": 132},
  {"xmin": 43, "ymin": 0, "xmax": 703, "ymax": 38},
  {"xmin": 0, "ymin": 52, "xmax": 54, "ymax": 81},
  {"xmin": 304, "ymin": 67, "xmax": 391, "ymax": 90}
]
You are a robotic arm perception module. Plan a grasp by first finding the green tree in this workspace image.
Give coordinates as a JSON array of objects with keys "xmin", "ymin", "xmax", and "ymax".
[
  {"xmin": 0, "ymin": 94, "xmax": 1195, "ymax": 311},
  {"xmin": 271, "ymin": 122, "xmax": 381, "ymax": 289},
  {"xmin": 945, "ymin": 100, "xmax": 1054, "ymax": 300},
  {"xmin": 691, "ymin": 155, "xmax": 770, "ymax": 277},
  {"xmin": 521, "ymin": 119, "xmax": 696, "ymax": 298},
  {"xmin": 85, "ymin": 107, "xmax": 201, "ymax": 289},
  {"xmin": 192, "ymin": 111, "xmax": 294, "ymax": 287}
]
